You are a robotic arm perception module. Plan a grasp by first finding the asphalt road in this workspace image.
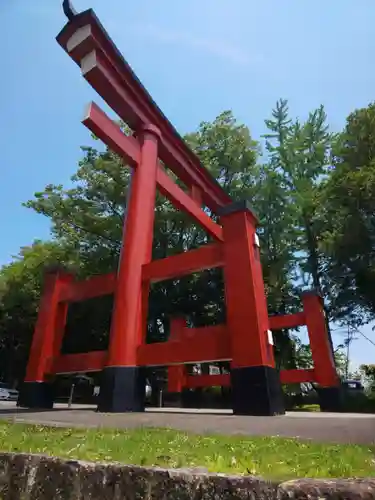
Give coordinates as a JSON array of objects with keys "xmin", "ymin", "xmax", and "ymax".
[{"xmin": 0, "ymin": 402, "xmax": 374, "ymax": 445}]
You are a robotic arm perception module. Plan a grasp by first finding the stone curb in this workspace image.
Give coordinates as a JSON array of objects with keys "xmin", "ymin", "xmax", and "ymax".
[{"xmin": 0, "ymin": 452, "xmax": 374, "ymax": 499}]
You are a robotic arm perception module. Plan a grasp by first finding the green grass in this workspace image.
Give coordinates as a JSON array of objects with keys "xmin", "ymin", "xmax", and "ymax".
[
  {"xmin": 0, "ymin": 421, "xmax": 374, "ymax": 480},
  {"xmin": 292, "ymin": 404, "xmax": 321, "ymax": 412}
]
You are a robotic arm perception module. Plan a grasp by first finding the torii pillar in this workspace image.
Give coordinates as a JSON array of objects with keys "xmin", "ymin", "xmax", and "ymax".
[
  {"xmin": 219, "ymin": 201, "xmax": 285, "ymax": 415},
  {"xmin": 98, "ymin": 125, "xmax": 161, "ymax": 413}
]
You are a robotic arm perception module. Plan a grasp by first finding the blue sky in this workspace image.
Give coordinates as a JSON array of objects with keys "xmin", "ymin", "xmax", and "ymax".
[{"xmin": 1, "ymin": 0, "xmax": 375, "ymax": 368}]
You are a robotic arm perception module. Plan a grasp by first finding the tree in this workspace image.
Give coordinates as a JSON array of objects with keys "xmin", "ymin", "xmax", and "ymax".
[
  {"xmin": 264, "ymin": 100, "xmax": 334, "ymax": 289},
  {"xmin": 319, "ymin": 102, "xmax": 375, "ymax": 325},
  {"xmin": 359, "ymin": 364, "xmax": 375, "ymax": 395},
  {"xmin": 0, "ymin": 241, "xmax": 78, "ymax": 385},
  {"xmin": 262, "ymin": 99, "xmax": 335, "ymax": 363}
]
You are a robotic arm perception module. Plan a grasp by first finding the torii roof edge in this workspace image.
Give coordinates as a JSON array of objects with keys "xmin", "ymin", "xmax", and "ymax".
[
  {"xmin": 57, "ymin": 2, "xmax": 233, "ymax": 212},
  {"xmin": 62, "ymin": 0, "xmax": 77, "ymax": 20}
]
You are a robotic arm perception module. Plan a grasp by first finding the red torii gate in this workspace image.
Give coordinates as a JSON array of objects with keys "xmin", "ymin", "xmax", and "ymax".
[{"xmin": 18, "ymin": 2, "xmax": 340, "ymax": 415}]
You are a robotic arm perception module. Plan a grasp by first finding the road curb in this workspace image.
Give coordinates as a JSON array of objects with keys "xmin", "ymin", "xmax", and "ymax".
[{"xmin": 0, "ymin": 452, "xmax": 374, "ymax": 499}]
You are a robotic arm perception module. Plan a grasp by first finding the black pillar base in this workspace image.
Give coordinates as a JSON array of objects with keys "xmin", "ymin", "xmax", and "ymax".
[
  {"xmin": 231, "ymin": 366, "xmax": 285, "ymax": 416},
  {"xmin": 317, "ymin": 386, "xmax": 343, "ymax": 412},
  {"xmin": 17, "ymin": 382, "xmax": 55, "ymax": 409},
  {"xmin": 97, "ymin": 366, "xmax": 145, "ymax": 413}
]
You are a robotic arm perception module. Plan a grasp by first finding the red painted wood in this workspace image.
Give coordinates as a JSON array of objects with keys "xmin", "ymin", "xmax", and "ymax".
[
  {"xmin": 25, "ymin": 271, "xmax": 74, "ymax": 383},
  {"xmin": 168, "ymin": 365, "xmax": 187, "ymax": 392},
  {"xmin": 56, "ymin": 11, "xmax": 232, "ymax": 212},
  {"xmin": 107, "ymin": 126, "xmax": 159, "ymax": 367},
  {"xmin": 221, "ymin": 210, "xmax": 274, "ymax": 369},
  {"xmin": 185, "ymin": 373, "xmax": 230, "ymax": 389},
  {"xmin": 170, "ymin": 317, "xmax": 187, "ymax": 341},
  {"xmin": 83, "ymin": 103, "xmax": 223, "ymax": 241},
  {"xmin": 269, "ymin": 312, "xmax": 306, "ymax": 331},
  {"xmin": 167, "ymin": 318, "xmax": 188, "ymax": 392},
  {"xmin": 52, "ymin": 302, "xmax": 70, "ymax": 360},
  {"xmin": 83, "ymin": 102, "xmax": 140, "ymax": 167},
  {"xmin": 50, "ymin": 351, "xmax": 107, "ymax": 374},
  {"xmin": 137, "ymin": 325, "xmax": 229, "ymax": 366},
  {"xmin": 59, "ymin": 273, "xmax": 116, "ymax": 303},
  {"xmin": 142, "ymin": 244, "xmax": 224, "ymax": 283},
  {"xmin": 190, "ymin": 185, "xmax": 203, "ymax": 206},
  {"xmin": 303, "ymin": 293, "xmax": 339, "ymax": 387},
  {"xmin": 177, "ymin": 369, "xmax": 316, "ymax": 390},
  {"xmin": 156, "ymin": 168, "xmax": 223, "ymax": 241}
]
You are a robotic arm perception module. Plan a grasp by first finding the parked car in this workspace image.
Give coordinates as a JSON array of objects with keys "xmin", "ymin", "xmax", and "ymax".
[
  {"xmin": 0, "ymin": 383, "xmax": 19, "ymax": 401},
  {"xmin": 342, "ymin": 379, "xmax": 364, "ymax": 393}
]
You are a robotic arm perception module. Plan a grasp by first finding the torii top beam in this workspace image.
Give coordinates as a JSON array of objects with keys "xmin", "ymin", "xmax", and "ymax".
[{"xmin": 57, "ymin": 1, "xmax": 233, "ymax": 213}]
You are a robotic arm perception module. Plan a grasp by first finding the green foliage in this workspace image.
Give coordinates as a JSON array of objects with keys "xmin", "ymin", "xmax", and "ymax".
[
  {"xmin": 318, "ymin": 103, "xmax": 375, "ymax": 325},
  {"xmin": 261, "ymin": 99, "xmax": 335, "ymax": 364},
  {"xmin": 24, "ymin": 147, "xmax": 129, "ymax": 275},
  {"xmin": 360, "ymin": 364, "xmax": 375, "ymax": 395},
  {"xmin": 341, "ymin": 393, "xmax": 375, "ymax": 413},
  {"xmin": 264, "ymin": 100, "xmax": 333, "ymax": 296},
  {"xmin": 0, "ymin": 241, "xmax": 79, "ymax": 384},
  {"xmin": 185, "ymin": 110, "xmax": 259, "ymax": 199}
]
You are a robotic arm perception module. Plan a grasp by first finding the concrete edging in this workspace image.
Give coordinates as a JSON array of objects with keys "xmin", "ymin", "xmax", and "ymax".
[{"xmin": 0, "ymin": 452, "xmax": 374, "ymax": 499}]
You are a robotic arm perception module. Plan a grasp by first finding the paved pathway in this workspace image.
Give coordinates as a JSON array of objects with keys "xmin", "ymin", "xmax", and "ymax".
[{"xmin": 0, "ymin": 402, "xmax": 374, "ymax": 445}]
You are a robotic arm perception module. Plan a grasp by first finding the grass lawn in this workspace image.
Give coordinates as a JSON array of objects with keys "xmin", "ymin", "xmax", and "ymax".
[
  {"xmin": 291, "ymin": 404, "xmax": 321, "ymax": 412},
  {"xmin": 0, "ymin": 421, "xmax": 374, "ymax": 480}
]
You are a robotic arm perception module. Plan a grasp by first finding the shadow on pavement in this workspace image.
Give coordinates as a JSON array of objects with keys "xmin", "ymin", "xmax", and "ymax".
[
  {"xmin": 0, "ymin": 407, "xmax": 97, "ymax": 415},
  {"xmin": 146, "ymin": 409, "xmax": 235, "ymax": 417}
]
